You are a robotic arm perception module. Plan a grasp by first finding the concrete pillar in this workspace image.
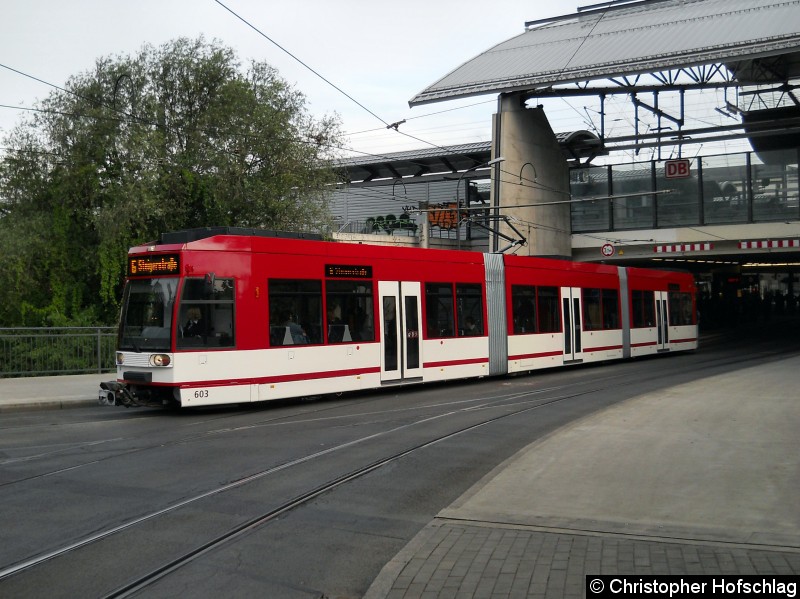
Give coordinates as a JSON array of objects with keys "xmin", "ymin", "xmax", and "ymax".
[
  {"xmin": 419, "ymin": 201, "xmax": 430, "ymax": 248},
  {"xmin": 491, "ymin": 93, "xmax": 572, "ymax": 258}
]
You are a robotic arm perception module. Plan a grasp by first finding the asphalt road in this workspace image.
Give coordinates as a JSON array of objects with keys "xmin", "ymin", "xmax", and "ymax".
[{"xmin": 0, "ymin": 320, "xmax": 796, "ymax": 598}]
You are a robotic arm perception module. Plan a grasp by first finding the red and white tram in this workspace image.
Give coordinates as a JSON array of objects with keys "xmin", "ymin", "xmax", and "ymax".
[{"xmin": 100, "ymin": 228, "xmax": 697, "ymax": 408}]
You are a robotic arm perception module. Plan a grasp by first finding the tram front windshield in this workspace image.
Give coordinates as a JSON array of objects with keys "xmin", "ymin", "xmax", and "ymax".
[{"xmin": 118, "ymin": 278, "xmax": 178, "ymax": 352}]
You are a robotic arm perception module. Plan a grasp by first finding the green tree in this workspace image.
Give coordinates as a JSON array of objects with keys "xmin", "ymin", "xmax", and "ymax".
[{"xmin": 0, "ymin": 37, "xmax": 343, "ymax": 326}]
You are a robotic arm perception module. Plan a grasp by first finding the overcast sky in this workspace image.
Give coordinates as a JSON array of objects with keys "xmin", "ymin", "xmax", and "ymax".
[{"xmin": 0, "ymin": 0, "xmax": 589, "ymax": 159}]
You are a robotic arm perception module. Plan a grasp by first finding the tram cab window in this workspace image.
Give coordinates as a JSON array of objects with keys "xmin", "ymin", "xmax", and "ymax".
[
  {"xmin": 119, "ymin": 278, "xmax": 178, "ymax": 352},
  {"xmin": 177, "ymin": 277, "xmax": 235, "ymax": 349},
  {"xmin": 325, "ymin": 281, "xmax": 374, "ymax": 343},
  {"xmin": 582, "ymin": 288, "xmax": 620, "ymax": 330},
  {"xmin": 511, "ymin": 285, "xmax": 559, "ymax": 334},
  {"xmin": 668, "ymin": 291, "xmax": 694, "ymax": 326},
  {"xmin": 268, "ymin": 279, "xmax": 322, "ymax": 346},
  {"xmin": 631, "ymin": 290, "xmax": 656, "ymax": 327}
]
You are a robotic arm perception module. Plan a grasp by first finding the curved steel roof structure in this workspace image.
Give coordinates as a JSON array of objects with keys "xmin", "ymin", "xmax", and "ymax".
[
  {"xmin": 333, "ymin": 131, "xmax": 602, "ymax": 183},
  {"xmin": 410, "ymin": 0, "xmax": 800, "ymax": 106}
]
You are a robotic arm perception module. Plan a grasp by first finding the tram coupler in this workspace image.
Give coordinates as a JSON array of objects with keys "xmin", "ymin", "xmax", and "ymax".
[{"xmin": 98, "ymin": 381, "xmax": 138, "ymax": 407}]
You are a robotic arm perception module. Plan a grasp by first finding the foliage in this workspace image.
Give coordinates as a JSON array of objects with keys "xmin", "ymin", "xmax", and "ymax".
[{"xmin": 0, "ymin": 37, "xmax": 343, "ymax": 326}]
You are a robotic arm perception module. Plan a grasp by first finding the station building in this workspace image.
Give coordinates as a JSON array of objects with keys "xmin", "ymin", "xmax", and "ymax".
[{"xmin": 328, "ymin": 0, "xmax": 800, "ymax": 327}]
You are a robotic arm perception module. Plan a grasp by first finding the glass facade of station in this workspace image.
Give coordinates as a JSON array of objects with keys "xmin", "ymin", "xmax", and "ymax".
[{"xmin": 570, "ymin": 149, "xmax": 800, "ymax": 232}]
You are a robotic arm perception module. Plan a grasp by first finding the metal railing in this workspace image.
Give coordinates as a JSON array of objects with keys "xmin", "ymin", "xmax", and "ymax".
[
  {"xmin": 335, "ymin": 218, "xmax": 490, "ymax": 240},
  {"xmin": 336, "ymin": 219, "xmax": 419, "ymax": 236},
  {"xmin": 0, "ymin": 327, "xmax": 117, "ymax": 378}
]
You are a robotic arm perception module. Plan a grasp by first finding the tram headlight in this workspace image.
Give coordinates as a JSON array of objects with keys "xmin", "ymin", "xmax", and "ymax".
[{"xmin": 149, "ymin": 354, "xmax": 172, "ymax": 367}]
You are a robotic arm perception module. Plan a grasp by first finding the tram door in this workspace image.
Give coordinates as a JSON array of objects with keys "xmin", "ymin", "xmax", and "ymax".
[
  {"xmin": 655, "ymin": 291, "xmax": 670, "ymax": 351},
  {"xmin": 561, "ymin": 287, "xmax": 584, "ymax": 363},
  {"xmin": 378, "ymin": 281, "xmax": 423, "ymax": 382}
]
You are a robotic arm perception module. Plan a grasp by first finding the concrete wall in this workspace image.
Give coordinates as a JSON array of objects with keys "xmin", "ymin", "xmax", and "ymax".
[{"xmin": 492, "ymin": 95, "xmax": 572, "ymax": 258}]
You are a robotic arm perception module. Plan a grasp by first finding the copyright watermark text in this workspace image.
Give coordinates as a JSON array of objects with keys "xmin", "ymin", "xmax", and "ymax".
[{"xmin": 587, "ymin": 576, "xmax": 798, "ymax": 598}]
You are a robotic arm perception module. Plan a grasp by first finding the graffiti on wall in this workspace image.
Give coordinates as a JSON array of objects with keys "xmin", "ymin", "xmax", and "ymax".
[
  {"xmin": 365, "ymin": 213, "xmax": 417, "ymax": 233},
  {"xmin": 426, "ymin": 202, "xmax": 463, "ymax": 230},
  {"xmin": 364, "ymin": 202, "xmax": 484, "ymax": 233}
]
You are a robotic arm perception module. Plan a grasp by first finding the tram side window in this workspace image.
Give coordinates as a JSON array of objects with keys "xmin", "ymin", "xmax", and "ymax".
[
  {"xmin": 177, "ymin": 277, "xmax": 235, "ymax": 349},
  {"xmin": 631, "ymin": 290, "xmax": 656, "ymax": 327},
  {"xmin": 511, "ymin": 285, "xmax": 560, "ymax": 334},
  {"xmin": 602, "ymin": 289, "xmax": 620, "ymax": 329},
  {"xmin": 268, "ymin": 279, "xmax": 322, "ymax": 346},
  {"xmin": 538, "ymin": 287, "xmax": 560, "ymax": 333},
  {"xmin": 583, "ymin": 288, "xmax": 620, "ymax": 330},
  {"xmin": 456, "ymin": 284, "xmax": 484, "ymax": 336},
  {"xmin": 668, "ymin": 291, "xmax": 694, "ymax": 326},
  {"xmin": 512, "ymin": 286, "xmax": 536, "ymax": 334},
  {"xmin": 583, "ymin": 289, "xmax": 602, "ymax": 330},
  {"xmin": 325, "ymin": 281, "xmax": 375, "ymax": 343},
  {"xmin": 425, "ymin": 283, "xmax": 455, "ymax": 338}
]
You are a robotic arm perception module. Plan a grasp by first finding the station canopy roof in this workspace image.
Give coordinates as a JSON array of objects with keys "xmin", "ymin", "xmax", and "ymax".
[
  {"xmin": 409, "ymin": 0, "xmax": 800, "ymax": 106},
  {"xmin": 334, "ymin": 132, "xmax": 602, "ymax": 183}
]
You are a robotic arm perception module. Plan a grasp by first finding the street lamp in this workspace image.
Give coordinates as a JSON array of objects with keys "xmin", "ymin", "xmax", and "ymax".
[{"xmin": 456, "ymin": 157, "xmax": 505, "ymax": 249}]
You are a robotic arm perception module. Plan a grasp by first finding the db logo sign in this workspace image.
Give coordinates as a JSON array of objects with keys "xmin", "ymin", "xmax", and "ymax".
[
  {"xmin": 601, "ymin": 243, "xmax": 615, "ymax": 257},
  {"xmin": 665, "ymin": 159, "xmax": 690, "ymax": 179}
]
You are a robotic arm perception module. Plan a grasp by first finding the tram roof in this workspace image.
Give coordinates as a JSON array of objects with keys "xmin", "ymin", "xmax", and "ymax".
[
  {"xmin": 410, "ymin": 0, "xmax": 800, "ymax": 106},
  {"xmin": 156, "ymin": 227, "xmax": 323, "ymax": 246}
]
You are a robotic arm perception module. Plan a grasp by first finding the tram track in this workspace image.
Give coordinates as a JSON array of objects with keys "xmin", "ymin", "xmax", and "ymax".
[
  {"xmin": 93, "ymin": 341, "xmax": 800, "ymax": 599},
  {"xmin": 0, "ymin": 368, "xmax": 664, "ymax": 597},
  {"xmin": 109, "ymin": 392, "xmax": 584, "ymax": 596},
  {"xmin": 0, "ymin": 393, "xmax": 393, "ymax": 485},
  {"xmin": 1, "ymin": 336, "xmax": 794, "ymax": 487},
  {"xmin": 0, "ymin": 371, "xmax": 602, "ymax": 486},
  {"xmin": 1, "ymin": 340, "xmax": 797, "ymax": 596},
  {"xmin": 0, "ymin": 384, "xmax": 582, "ymax": 584}
]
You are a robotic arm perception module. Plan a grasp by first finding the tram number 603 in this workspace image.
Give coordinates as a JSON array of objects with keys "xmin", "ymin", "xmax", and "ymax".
[{"xmin": 193, "ymin": 389, "xmax": 209, "ymax": 399}]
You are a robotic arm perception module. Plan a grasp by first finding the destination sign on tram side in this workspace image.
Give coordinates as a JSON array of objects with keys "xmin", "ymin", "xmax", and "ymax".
[
  {"xmin": 325, "ymin": 264, "xmax": 373, "ymax": 279},
  {"xmin": 128, "ymin": 254, "xmax": 181, "ymax": 276}
]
